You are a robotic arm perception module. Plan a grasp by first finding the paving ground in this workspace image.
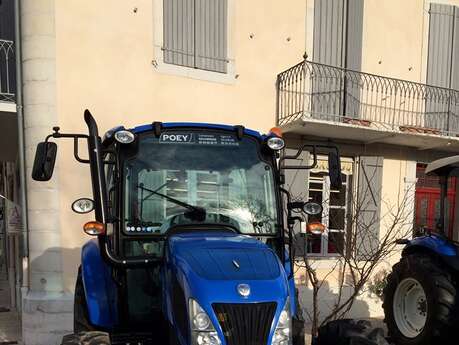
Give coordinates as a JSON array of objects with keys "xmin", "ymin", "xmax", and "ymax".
[{"xmin": 0, "ymin": 278, "xmax": 21, "ymax": 344}]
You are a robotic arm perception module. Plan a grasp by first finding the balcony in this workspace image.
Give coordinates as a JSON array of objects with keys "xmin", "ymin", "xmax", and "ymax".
[
  {"xmin": 276, "ymin": 60, "xmax": 459, "ymax": 151},
  {"xmin": 0, "ymin": 39, "xmax": 15, "ymax": 104}
]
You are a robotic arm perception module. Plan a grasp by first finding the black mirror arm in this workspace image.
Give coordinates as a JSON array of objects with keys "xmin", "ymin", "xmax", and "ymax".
[
  {"xmin": 44, "ymin": 127, "xmax": 91, "ymax": 164},
  {"xmin": 280, "ymin": 144, "xmax": 317, "ymax": 170},
  {"xmin": 280, "ymin": 187, "xmax": 296, "ymax": 280}
]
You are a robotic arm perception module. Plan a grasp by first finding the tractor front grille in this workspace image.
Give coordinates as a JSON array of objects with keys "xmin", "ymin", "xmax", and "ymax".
[{"xmin": 213, "ymin": 302, "xmax": 277, "ymax": 345}]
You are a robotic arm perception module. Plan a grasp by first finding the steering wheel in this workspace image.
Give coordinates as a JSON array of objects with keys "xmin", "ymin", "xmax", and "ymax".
[{"xmin": 165, "ymin": 212, "xmax": 241, "ymax": 235}]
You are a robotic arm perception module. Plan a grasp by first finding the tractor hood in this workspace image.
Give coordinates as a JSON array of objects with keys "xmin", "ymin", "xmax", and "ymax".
[
  {"xmin": 169, "ymin": 231, "xmax": 281, "ymax": 281},
  {"xmin": 167, "ymin": 231, "xmax": 289, "ymax": 305}
]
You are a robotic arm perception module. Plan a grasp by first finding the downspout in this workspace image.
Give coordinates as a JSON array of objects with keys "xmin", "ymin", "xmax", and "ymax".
[{"xmin": 14, "ymin": 0, "xmax": 29, "ymax": 290}]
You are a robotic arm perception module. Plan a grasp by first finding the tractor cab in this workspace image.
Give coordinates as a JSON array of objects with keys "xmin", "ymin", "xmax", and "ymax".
[{"xmin": 32, "ymin": 110, "xmax": 342, "ymax": 345}]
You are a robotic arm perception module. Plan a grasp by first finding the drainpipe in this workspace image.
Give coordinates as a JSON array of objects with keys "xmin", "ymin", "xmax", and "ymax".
[{"xmin": 14, "ymin": 0, "xmax": 29, "ymax": 290}]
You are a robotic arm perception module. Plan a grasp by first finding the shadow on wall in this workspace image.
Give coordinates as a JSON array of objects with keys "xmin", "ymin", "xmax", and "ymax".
[
  {"xmin": 28, "ymin": 246, "xmax": 81, "ymax": 292},
  {"xmin": 23, "ymin": 247, "xmax": 82, "ymax": 345},
  {"xmin": 298, "ymin": 280, "xmax": 374, "ymax": 326}
]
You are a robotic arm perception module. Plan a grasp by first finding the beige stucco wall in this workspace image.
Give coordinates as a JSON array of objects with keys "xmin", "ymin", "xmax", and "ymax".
[
  {"xmin": 361, "ymin": 0, "xmax": 426, "ymax": 82},
  {"xmin": 361, "ymin": 0, "xmax": 459, "ymax": 82},
  {"xmin": 52, "ymin": 0, "xmax": 308, "ymax": 291}
]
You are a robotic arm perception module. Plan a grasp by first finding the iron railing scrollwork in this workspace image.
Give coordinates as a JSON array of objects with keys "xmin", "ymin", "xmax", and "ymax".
[
  {"xmin": 277, "ymin": 60, "xmax": 459, "ymax": 137},
  {"xmin": 0, "ymin": 39, "xmax": 15, "ymax": 103}
]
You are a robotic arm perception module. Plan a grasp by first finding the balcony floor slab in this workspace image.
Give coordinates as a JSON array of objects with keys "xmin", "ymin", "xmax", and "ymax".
[{"xmin": 282, "ymin": 118, "xmax": 459, "ymax": 153}]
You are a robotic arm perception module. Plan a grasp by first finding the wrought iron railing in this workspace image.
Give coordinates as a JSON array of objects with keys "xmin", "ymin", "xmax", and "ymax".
[
  {"xmin": 277, "ymin": 60, "xmax": 459, "ymax": 137},
  {"xmin": 0, "ymin": 40, "xmax": 15, "ymax": 103}
]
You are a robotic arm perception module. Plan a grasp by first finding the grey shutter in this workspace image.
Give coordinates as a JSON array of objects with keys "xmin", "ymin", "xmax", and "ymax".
[
  {"xmin": 450, "ymin": 8, "xmax": 459, "ymax": 133},
  {"xmin": 312, "ymin": 0, "xmax": 363, "ymax": 120},
  {"xmin": 426, "ymin": 4, "xmax": 456, "ymax": 132},
  {"xmin": 195, "ymin": 0, "xmax": 228, "ymax": 73},
  {"xmin": 451, "ymin": 8, "xmax": 459, "ymax": 90},
  {"xmin": 355, "ymin": 156, "xmax": 383, "ymax": 260},
  {"xmin": 427, "ymin": 3, "xmax": 455, "ymax": 88},
  {"xmin": 312, "ymin": 0, "xmax": 346, "ymax": 120},
  {"xmin": 313, "ymin": 0, "xmax": 346, "ymax": 66},
  {"xmin": 163, "ymin": 0, "xmax": 195, "ymax": 68},
  {"xmin": 344, "ymin": 0, "xmax": 364, "ymax": 118},
  {"xmin": 345, "ymin": 0, "xmax": 363, "ymax": 71}
]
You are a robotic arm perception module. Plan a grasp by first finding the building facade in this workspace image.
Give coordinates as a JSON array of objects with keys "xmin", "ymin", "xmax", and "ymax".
[{"xmin": 5, "ymin": 0, "xmax": 459, "ymax": 344}]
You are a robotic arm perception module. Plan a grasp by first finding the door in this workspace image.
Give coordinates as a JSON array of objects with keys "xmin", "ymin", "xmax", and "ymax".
[{"xmin": 415, "ymin": 164, "xmax": 456, "ymax": 236}]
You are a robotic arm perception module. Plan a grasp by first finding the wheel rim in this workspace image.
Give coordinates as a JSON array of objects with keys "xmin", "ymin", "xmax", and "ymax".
[{"xmin": 393, "ymin": 277, "xmax": 427, "ymax": 338}]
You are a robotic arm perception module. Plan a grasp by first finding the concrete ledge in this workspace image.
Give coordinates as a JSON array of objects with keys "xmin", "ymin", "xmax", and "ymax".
[{"xmin": 22, "ymin": 289, "xmax": 73, "ymax": 345}]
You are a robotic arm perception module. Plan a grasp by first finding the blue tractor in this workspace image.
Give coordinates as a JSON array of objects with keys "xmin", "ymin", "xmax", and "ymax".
[
  {"xmin": 31, "ymin": 110, "xmax": 344, "ymax": 345},
  {"xmin": 383, "ymin": 156, "xmax": 459, "ymax": 345}
]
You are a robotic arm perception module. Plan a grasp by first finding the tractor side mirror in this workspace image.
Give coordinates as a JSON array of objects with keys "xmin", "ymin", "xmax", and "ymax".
[
  {"xmin": 32, "ymin": 142, "xmax": 57, "ymax": 181},
  {"xmin": 328, "ymin": 150, "xmax": 342, "ymax": 190}
]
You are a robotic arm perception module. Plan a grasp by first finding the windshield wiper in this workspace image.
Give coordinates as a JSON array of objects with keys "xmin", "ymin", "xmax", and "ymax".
[{"xmin": 137, "ymin": 183, "xmax": 206, "ymax": 221}]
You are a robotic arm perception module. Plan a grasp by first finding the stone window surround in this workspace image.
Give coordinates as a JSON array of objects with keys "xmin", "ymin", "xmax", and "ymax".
[{"xmin": 152, "ymin": 0, "xmax": 236, "ymax": 85}]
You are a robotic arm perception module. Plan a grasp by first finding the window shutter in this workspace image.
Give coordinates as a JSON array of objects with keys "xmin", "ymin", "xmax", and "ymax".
[
  {"xmin": 312, "ymin": 0, "xmax": 346, "ymax": 120},
  {"xmin": 355, "ymin": 156, "xmax": 383, "ymax": 260},
  {"xmin": 426, "ymin": 3, "xmax": 457, "ymax": 132},
  {"xmin": 195, "ymin": 0, "xmax": 228, "ymax": 73},
  {"xmin": 312, "ymin": 0, "xmax": 363, "ymax": 120},
  {"xmin": 427, "ymin": 3, "xmax": 455, "ymax": 88},
  {"xmin": 450, "ymin": 8, "xmax": 459, "ymax": 133},
  {"xmin": 163, "ymin": 0, "xmax": 195, "ymax": 68},
  {"xmin": 313, "ymin": 0, "xmax": 346, "ymax": 67},
  {"xmin": 344, "ymin": 0, "xmax": 364, "ymax": 118},
  {"xmin": 345, "ymin": 0, "xmax": 364, "ymax": 71}
]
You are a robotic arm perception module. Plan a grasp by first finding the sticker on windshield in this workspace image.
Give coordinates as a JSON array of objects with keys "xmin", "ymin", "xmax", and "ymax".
[
  {"xmin": 159, "ymin": 132, "xmax": 239, "ymax": 146},
  {"xmin": 159, "ymin": 133, "xmax": 193, "ymax": 144}
]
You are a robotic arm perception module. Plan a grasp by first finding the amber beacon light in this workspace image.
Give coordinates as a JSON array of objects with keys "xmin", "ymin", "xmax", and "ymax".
[
  {"xmin": 306, "ymin": 222, "xmax": 326, "ymax": 235},
  {"xmin": 83, "ymin": 221, "xmax": 106, "ymax": 236}
]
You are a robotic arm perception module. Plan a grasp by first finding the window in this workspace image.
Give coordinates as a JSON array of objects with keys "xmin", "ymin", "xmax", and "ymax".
[
  {"xmin": 306, "ymin": 157, "xmax": 354, "ymax": 256},
  {"xmin": 163, "ymin": 0, "xmax": 228, "ymax": 73}
]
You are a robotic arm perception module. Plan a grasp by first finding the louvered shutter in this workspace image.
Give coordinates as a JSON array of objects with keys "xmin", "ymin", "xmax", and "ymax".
[
  {"xmin": 355, "ymin": 156, "xmax": 383, "ymax": 260},
  {"xmin": 344, "ymin": 0, "xmax": 364, "ymax": 119},
  {"xmin": 312, "ymin": 0, "xmax": 363, "ymax": 120},
  {"xmin": 313, "ymin": 0, "xmax": 346, "ymax": 67},
  {"xmin": 195, "ymin": 0, "xmax": 228, "ymax": 73},
  {"xmin": 312, "ymin": 0, "xmax": 346, "ymax": 120},
  {"xmin": 427, "ymin": 4, "xmax": 455, "ymax": 88},
  {"xmin": 163, "ymin": 0, "xmax": 195, "ymax": 68},
  {"xmin": 450, "ymin": 8, "xmax": 459, "ymax": 133},
  {"xmin": 163, "ymin": 0, "xmax": 228, "ymax": 73},
  {"xmin": 426, "ymin": 3, "xmax": 456, "ymax": 132}
]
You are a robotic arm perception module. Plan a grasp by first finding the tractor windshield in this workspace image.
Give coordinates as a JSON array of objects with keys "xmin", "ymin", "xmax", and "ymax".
[{"xmin": 122, "ymin": 130, "xmax": 279, "ymax": 235}]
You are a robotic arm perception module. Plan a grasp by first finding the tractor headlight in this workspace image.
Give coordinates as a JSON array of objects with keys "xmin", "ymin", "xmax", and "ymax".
[
  {"xmin": 272, "ymin": 299, "xmax": 292, "ymax": 345},
  {"xmin": 114, "ymin": 130, "xmax": 135, "ymax": 144},
  {"xmin": 189, "ymin": 299, "xmax": 221, "ymax": 345},
  {"xmin": 267, "ymin": 136, "xmax": 285, "ymax": 150}
]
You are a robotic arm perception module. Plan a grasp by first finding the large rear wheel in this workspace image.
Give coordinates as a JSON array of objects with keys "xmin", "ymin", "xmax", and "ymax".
[{"xmin": 383, "ymin": 253, "xmax": 457, "ymax": 345}]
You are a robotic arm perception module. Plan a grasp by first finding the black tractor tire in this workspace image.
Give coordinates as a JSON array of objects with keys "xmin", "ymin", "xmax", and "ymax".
[
  {"xmin": 74, "ymin": 267, "xmax": 96, "ymax": 333},
  {"xmin": 61, "ymin": 332, "xmax": 110, "ymax": 345},
  {"xmin": 383, "ymin": 253, "xmax": 457, "ymax": 345}
]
